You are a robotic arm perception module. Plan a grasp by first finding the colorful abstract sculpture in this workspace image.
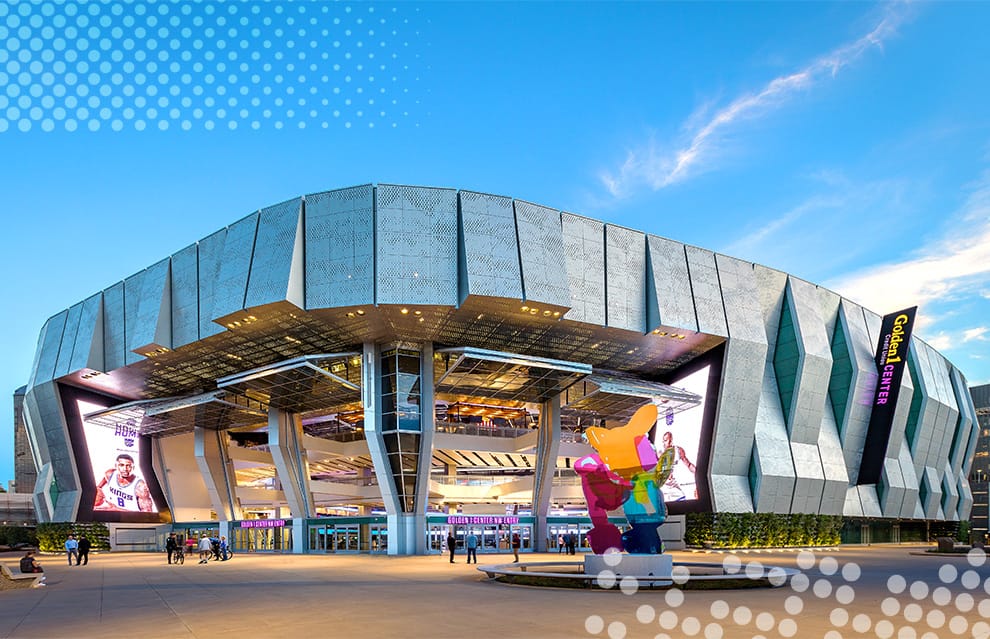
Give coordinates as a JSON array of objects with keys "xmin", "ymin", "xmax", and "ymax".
[{"xmin": 575, "ymin": 404, "xmax": 672, "ymax": 555}]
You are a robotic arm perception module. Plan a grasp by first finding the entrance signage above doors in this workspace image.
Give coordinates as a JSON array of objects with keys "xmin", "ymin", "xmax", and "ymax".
[{"xmin": 447, "ymin": 516, "xmax": 520, "ymax": 525}]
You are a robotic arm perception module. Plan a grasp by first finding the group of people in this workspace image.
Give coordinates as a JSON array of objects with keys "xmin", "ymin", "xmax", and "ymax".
[
  {"xmin": 64, "ymin": 534, "xmax": 92, "ymax": 565},
  {"xmin": 445, "ymin": 531, "xmax": 523, "ymax": 563},
  {"xmin": 556, "ymin": 533, "xmax": 578, "ymax": 555}
]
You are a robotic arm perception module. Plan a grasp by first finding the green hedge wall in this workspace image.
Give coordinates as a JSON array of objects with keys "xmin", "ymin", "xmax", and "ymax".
[
  {"xmin": 0, "ymin": 526, "xmax": 38, "ymax": 546},
  {"xmin": 36, "ymin": 522, "xmax": 111, "ymax": 553},
  {"xmin": 685, "ymin": 512, "xmax": 843, "ymax": 548}
]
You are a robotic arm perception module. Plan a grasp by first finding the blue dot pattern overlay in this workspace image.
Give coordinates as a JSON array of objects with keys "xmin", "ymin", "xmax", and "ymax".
[{"xmin": 0, "ymin": 0, "xmax": 422, "ymax": 133}]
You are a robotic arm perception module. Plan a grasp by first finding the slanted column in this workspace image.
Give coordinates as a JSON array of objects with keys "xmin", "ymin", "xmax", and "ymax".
[
  {"xmin": 268, "ymin": 408, "xmax": 315, "ymax": 518},
  {"xmin": 194, "ymin": 426, "xmax": 241, "ymax": 521},
  {"xmin": 532, "ymin": 394, "xmax": 562, "ymax": 552},
  {"xmin": 363, "ymin": 342, "xmax": 434, "ymax": 555}
]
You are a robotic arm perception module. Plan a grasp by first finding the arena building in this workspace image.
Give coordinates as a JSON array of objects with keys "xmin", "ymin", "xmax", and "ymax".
[{"xmin": 21, "ymin": 184, "xmax": 979, "ymax": 555}]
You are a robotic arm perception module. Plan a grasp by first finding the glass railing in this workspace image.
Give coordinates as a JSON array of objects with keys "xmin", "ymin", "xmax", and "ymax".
[
  {"xmin": 311, "ymin": 475, "xmax": 380, "ymax": 487},
  {"xmin": 434, "ymin": 422, "xmax": 534, "ymax": 438},
  {"xmin": 431, "ymin": 475, "xmax": 525, "ymax": 486}
]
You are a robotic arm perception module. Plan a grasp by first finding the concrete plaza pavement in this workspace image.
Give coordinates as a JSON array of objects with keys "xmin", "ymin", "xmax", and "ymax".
[{"xmin": 1, "ymin": 545, "xmax": 988, "ymax": 639}]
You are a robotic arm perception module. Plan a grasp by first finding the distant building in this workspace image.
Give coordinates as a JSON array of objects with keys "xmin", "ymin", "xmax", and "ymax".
[
  {"xmin": 13, "ymin": 386, "xmax": 37, "ymax": 495},
  {"xmin": 970, "ymin": 384, "xmax": 990, "ymax": 543}
]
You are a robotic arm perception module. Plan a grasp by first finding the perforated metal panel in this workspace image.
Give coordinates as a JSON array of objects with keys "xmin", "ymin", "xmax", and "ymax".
[
  {"xmin": 31, "ymin": 311, "xmax": 68, "ymax": 385},
  {"xmin": 459, "ymin": 191, "xmax": 524, "ymax": 301},
  {"xmin": 817, "ymin": 402, "xmax": 850, "ymax": 515},
  {"xmin": 605, "ymin": 225, "xmax": 646, "ymax": 333},
  {"xmin": 376, "ymin": 185, "xmax": 458, "ymax": 306},
  {"xmin": 709, "ymin": 254, "xmax": 767, "ymax": 512},
  {"xmin": 751, "ymin": 360, "xmax": 797, "ymax": 513},
  {"xmin": 197, "ymin": 229, "xmax": 227, "ymax": 339},
  {"xmin": 171, "ymin": 244, "xmax": 200, "ymax": 348},
  {"xmin": 69, "ymin": 293, "xmax": 104, "ymax": 374},
  {"xmin": 783, "ymin": 277, "xmax": 831, "ymax": 445},
  {"xmin": 102, "ymin": 281, "xmax": 126, "ymax": 371},
  {"xmin": 513, "ymin": 200, "xmax": 570, "ymax": 308},
  {"xmin": 245, "ymin": 198, "xmax": 304, "ymax": 310},
  {"xmin": 125, "ymin": 258, "xmax": 171, "ymax": 361},
  {"xmin": 646, "ymin": 236, "xmax": 697, "ymax": 332},
  {"xmin": 561, "ymin": 213, "xmax": 604, "ymax": 325},
  {"xmin": 53, "ymin": 302, "xmax": 82, "ymax": 379},
  {"xmin": 685, "ymin": 246, "xmax": 727, "ymax": 337},
  {"xmin": 305, "ymin": 185, "xmax": 375, "ymax": 309},
  {"xmin": 211, "ymin": 212, "xmax": 259, "ymax": 322}
]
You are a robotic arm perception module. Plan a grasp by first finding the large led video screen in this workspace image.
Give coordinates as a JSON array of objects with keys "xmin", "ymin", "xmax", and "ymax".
[
  {"xmin": 654, "ymin": 364, "xmax": 710, "ymax": 503},
  {"xmin": 60, "ymin": 385, "xmax": 169, "ymax": 523},
  {"xmin": 77, "ymin": 399, "xmax": 158, "ymax": 514}
]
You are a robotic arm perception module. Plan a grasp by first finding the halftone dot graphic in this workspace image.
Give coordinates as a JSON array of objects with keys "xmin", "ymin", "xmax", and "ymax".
[
  {"xmin": 817, "ymin": 556, "xmax": 838, "ymax": 575},
  {"xmin": 824, "ymin": 631, "xmax": 842, "ymax": 639},
  {"xmin": 636, "ymin": 604, "xmax": 656, "ymax": 624},
  {"xmin": 979, "ymin": 597, "xmax": 990, "ymax": 616},
  {"xmin": 829, "ymin": 607, "xmax": 848, "ymax": 627},
  {"xmin": 619, "ymin": 576, "xmax": 639, "ymax": 595},
  {"xmin": 902, "ymin": 602, "xmax": 923, "ymax": 623},
  {"xmin": 754, "ymin": 612, "xmax": 774, "ymax": 632},
  {"xmin": 931, "ymin": 585, "xmax": 952, "ymax": 606},
  {"xmin": 926, "ymin": 609, "xmax": 945, "ymax": 628},
  {"xmin": 795, "ymin": 550, "xmax": 816, "ymax": 570},
  {"xmin": 955, "ymin": 592, "xmax": 974, "ymax": 612},
  {"xmin": 731, "ymin": 606, "xmax": 752, "ymax": 625},
  {"xmin": 703, "ymin": 622, "xmax": 723, "ymax": 639},
  {"xmin": 789, "ymin": 573, "xmax": 810, "ymax": 593},
  {"xmin": 783, "ymin": 595, "xmax": 803, "ymax": 615},
  {"xmin": 710, "ymin": 600, "xmax": 730, "ymax": 620},
  {"xmin": 721, "ymin": 555, "xmax": 742, "ymax": 574},
  {"xmin": 948, "ymin": 614, "xmax": 968, "ymax": 634},
  {"xmin": 973, "ymin": 620, "xmax": 990, "ymax": 637},
  {"xmin": 0, "ymin": 1, "xmax": 425, "ymax": 132},
  {"xmin": 938, "ymin": 564, "xmax": 958, "ymax": 583},
  {"xmin": 744, "ymin": 561, "xmax": 764, "ymax": 580},
  {"xmin": 680, "ymin": 616, "xmax": 701, "ymax": 636},
  {"xmin": 658, "ymin": 610, "xmax": 679, "ymax": 630},
  {"xmin": 969, "ymin": 548, "xmax": 987, "ymax": 567},
  {"xmin": 881, "ymin": 597, "xmax": 901, "ymax": 616},
  {"xmin": 596, "ymin": 570, "xmax": 616, "ymax": 590},
  {"xmin": 874, "ymin": 618, "xmax": 894, "ymax": 638},
  {"xmin": 767, "ymin": 566, "xmax": 787, "ymax": 586},
  {"xmin": 852, "ymin": 613, "xmax": 872, "ymax": 633},
  {"xmin": 606, "ymin": 621, "xmax": 626, "ymax": 639},
  {"xmin": 671, "ymin": 565, "xmax": 690, "ymax": 585},
  {"xmin": 909, "ymin": 580, "xmax": 929, "ymax": 600},
  {"xmin": 586, "ymin": 615, "xmax": 605, "ymax": 635},
  {"xmin": 665, "ymin": 588, "xmax": 684, "ymax": 608},
  {"xmin": 962, "ymin": 569, "xmax": 981, "ymax": 589},
  {"xmin": 777, "ymin": 618, "xmax": 797, "ymax": 637},
  {"xmin": 887, "ymin": 574, "xmax": 907, "ymax": 594},
  {"xmin": 602, "ymin": 549, "xmax": 622, "ymax": 567},
  {"xmin": 812, "ymin": 578, "xmax": 833, "ymax": 598},
  {"xmin": 896, "ymin": 627, "xmax": 917, "ymax": 639}
]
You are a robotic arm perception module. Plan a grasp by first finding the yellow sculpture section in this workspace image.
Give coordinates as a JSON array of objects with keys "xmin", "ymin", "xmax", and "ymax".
[{"xmin": 583, "ymin": 404, "xmax": 658, "ymax": 481}]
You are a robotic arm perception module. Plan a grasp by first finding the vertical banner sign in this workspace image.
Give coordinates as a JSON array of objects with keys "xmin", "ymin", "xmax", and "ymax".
[{"xmin": 857, "ymin": 306, "xmax": 918, "ymax": 485}]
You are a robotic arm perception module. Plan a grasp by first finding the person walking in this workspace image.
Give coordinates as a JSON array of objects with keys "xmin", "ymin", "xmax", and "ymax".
[
  {"xmin": 65, "ymin": 534, "xmax": 79, "ymax": 566},
  {"xmin": 197, "ymin": 535, "xmax": 213, "ymax": 564},
  {"xmin": 511, "ymin": 532, "xmax": 521, "ymax": 563},
  {"xmin": 465, "ymin": 531, "xmax": 479, "ymax": 564},
  {"xmin": 557, "ymin": 534, "xmax": 565, "ymax": 553},
  {"xmin": 446, "ymin": 531, "xmax": 457, "ymax": 563},
  {"xmin": 77, "ymin": 535, "xmax": 91, "ymax": 565},
  {"xmin": 166, "ymin": 533, "xmax": 179, "ymax": 564}
]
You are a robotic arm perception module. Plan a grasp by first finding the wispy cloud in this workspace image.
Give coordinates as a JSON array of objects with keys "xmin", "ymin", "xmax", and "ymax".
[
  {"xmin": 600, "ymin": 6, "xmax": 908, "ymax": 198},
  {"xmin": 964, "ymin": 327, "xmax": 990, "ymax": 342},
  {"xmin": 826, "ymin": 170, "xmax": 990, "ymax": 337}
]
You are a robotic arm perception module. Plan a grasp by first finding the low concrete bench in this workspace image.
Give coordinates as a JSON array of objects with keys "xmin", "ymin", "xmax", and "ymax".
[
  {"xmin": 936, "ymin": 537, "xmax": 971, "ymax": 553},
  {"xmin": 0, "ymin": 563, "xmax": 44, "ymax": 590}
]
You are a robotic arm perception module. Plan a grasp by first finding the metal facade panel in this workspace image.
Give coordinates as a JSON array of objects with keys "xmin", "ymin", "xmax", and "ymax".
[
  {"xmin": 708, "ymin": 474, "xmax": 754, "ymax": 513},
  {"xmin": 304, "ymin": 185, "xmax": 375, "ymax": 309},
  {"xmin": 908, "ymin": 341, "xmax": 940, "ymax": 474},
  {"xmin": 647, "ymin": 235, "xmax": 697, "ymax": 331},
  {"xmin": 53, "ymin": 302, "xmax": 82, "ymax": 379},
  {"xmin": 25, "ymin": 381, "xmax": 80, "ymax": 522},
  {"xmin": 784, "ymin": 277, "xmax": 831, "ymax": 446},
  {"xmin": 561, "ymin": 213, "xmax": 605, "ymax": 325},
  {"xmin": 513, "ymin": 200, "xmax": 570, "ymax": 308},
  {"xmin": 755, "ymin": 266, "xmax": 788, "ymax": 355},
  {"xmin": 69, "ymin": 293, "xmax": 104, "ymax": 374},
  {"xmin": 942, "ymin": 463, "xmax": 959, "ymax": 519},
  {"xmin": 245, "ymin": 198, "xmax": 304, "ymax": 310},
  {"xmin": 459, "ymin": 191, "xmax": 524, "ymax": 301},
  {"xmin": 879, "ymin": 456, "xmax": 908, "ymax": 517},
  {"xmin": 857, "ymin": 484, "xmax": 882, "ymax": 517},
  {"xmin": 957, "ymin": 476, "xmax": 973, "ymax": 521},
  {"xmin": 949, "ymin": 367, "xmax": 978, "ymax": 475},
  {"xmin": 752, "ymin": 361, "xmax": 796, "ymax": 513},
  {"xmin": 708, "ymin": 254, "xmax": 767, "ymax": 513},
  {"xmin": 896, "ymin": 439, "xmax": 921, "ymax": 518},
  {"xmin": 920, "ymin": 466, "xmax": 942, "ymax": 519},
  {"xmin": 125, "ymin": 258, "xmax": 171, "ymax": 361},
  {"xmin": 171, "ymin": 243, "xmax": 200, "ymax": 348},
  {"xmin": 31, "ymin": 311, "xmax": 67, "ymax": 386},
  {"xmin": 375, "ymin": 185, "xmax": 459, "ymax": 306},
  {"xmin": 197, "ymin": 229, "xmax": 227, "ymax": 339},
  {"xmin": 789, "ymin": 442, "xmax": 825, "ymax": 513},
  {"xmin": 605, "ymin": 225, "xmax": 647, "ymax": 333},
  {"xmin": 817, "ymin": 402, "xmax": 850, "ymax": 515},
  {"xmin": 211, "ymin": 213, "xmax": 259, "ymax": 322},
  {"xmin": 685, "ymin": 246, "xmax": 728, "ymax": 337},
  {"xmin": 836, "ymin": 303, "xmax": 879, "ymax": 479},
  {"xmin": 843, "ymin": 486, "xmax": 864, "ymax": 518},
  {"xmin": 102, "ymin": 282, "xmax": 126, "ymax": 371}
]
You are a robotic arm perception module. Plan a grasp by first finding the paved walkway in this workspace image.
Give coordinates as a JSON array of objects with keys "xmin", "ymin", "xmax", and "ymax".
[{"xmin": 0, "ymin": 546, "xmax": 987, "ymax": 638}]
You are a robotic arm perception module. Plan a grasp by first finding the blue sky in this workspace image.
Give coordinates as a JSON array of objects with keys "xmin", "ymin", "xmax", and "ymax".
[{"xmin": 1, "ymin": 1, "xmax": 989, "ymax": 486}]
